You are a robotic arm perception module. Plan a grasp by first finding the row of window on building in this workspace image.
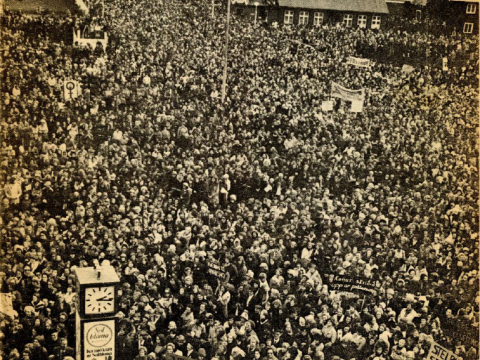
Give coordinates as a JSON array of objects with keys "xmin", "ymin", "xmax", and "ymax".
[
  {"xmin": 463, "ymin": 22, "xmax": 474, "ymax": 33},
  {"xmin": 283, "ymin": 11, "xmax": 381, "ymax": 29},
  {"xmin": 282, "ymin": 11, "xmax": 475, "ymax": 33},
  {"xmin": 464, "ymin": 3, "xmax": 477, "ymax": 33},
  {"xmin": 413, "ymin": 4, "xmax": 476, "ymax": 33},
  {"xmin": 466, "ymin": 3, "xmax": 477, "ymax": 14}
]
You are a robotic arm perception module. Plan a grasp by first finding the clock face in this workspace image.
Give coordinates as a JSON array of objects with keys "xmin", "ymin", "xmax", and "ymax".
[{"xmin": 85, "ymin": 286, "xmax": 115, "ymax": 314}]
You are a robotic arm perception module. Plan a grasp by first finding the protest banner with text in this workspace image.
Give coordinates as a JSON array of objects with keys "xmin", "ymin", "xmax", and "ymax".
[
  {"xmin": 207, "ymin": 260, "xmax": 229, "ymax": 281},
  {"xmin": 328, "ymin": 275, "xmax": 380, "ymax": 296},
  {"xmin": 331, "ymin": 82, "xmax": 365, "ymax": 103},
  {"xmin": 347, "ymin": 56, "xmax": 371, "ymax": 68},
  {"xmin": 426, "ymin": 342, "xmax": 459, "ymax": 360}
]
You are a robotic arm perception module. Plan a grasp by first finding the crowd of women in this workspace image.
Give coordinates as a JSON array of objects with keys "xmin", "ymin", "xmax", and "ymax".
[{"xmin": 0, "ymin": 0, "xmax": 478, "ymax": 359}]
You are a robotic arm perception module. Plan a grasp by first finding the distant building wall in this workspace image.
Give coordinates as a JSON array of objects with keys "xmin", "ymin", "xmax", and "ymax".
[
  {"xmin": 233, "ymin": 4, "xmax": 388, "ymax": 29},
  {"xmin": 448, "ymin": 1, "xmax": 479, "ymax": 34}
]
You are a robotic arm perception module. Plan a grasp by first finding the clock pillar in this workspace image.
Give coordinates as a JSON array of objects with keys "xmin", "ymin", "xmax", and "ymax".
[{"xmin": 74, "ymin": 265, "xmax": 120, "ymax": 360}]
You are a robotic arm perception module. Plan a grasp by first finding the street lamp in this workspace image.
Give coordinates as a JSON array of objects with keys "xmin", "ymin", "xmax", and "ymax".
[{"xmin": 254, "ymin": 1, "xmax": 259, "ymax": 25}]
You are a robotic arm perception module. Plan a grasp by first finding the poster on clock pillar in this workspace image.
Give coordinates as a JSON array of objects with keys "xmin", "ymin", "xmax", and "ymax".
[{"xmin": 82, "ymin": 319, "xmax": 116, "ymax": 360}]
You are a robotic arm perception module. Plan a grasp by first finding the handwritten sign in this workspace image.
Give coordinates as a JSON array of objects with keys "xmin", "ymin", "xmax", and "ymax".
[
  {"xmin": 426, "ymin": 342, "xmax": 459, "ymax": 360},
  {"xmin": 0, "ymin": 293, "xmax": 15, "ymax": 318},
  {"xmin": 329, "ymin": 275, "xmax": 380, "ymax": 296},
  {"xmin": 350, "ymin": 99, "xmax": 364, "ymax": 113},
  {"xmin": 321, "ymin": 100, "xmax": 333, "ymax": 112},
  {"xmin": 207, "ymin": 260, "xmax": 229, "ymax": 281},
  {"xmin": 347, "ymin": 56, "xmax": 371, "ymax": 68}
]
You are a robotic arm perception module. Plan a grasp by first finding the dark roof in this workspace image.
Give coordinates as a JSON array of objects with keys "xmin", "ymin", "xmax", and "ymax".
[{"xmin": 277, "ymin": 0, "xmax": 390, "ymax": 13}]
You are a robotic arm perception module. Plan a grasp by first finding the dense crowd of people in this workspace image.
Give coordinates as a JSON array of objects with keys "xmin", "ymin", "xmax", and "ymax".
[
  {"xmin": 355, "ymin": 15, "xmax": 477, "ymax": 68},
  {"xmin": 1, "ymin": 0, "xmax": 479, "ymax": 359}
]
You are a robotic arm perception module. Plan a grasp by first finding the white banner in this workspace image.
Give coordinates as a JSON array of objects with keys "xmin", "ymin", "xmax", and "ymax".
[
  {"xmin": 64, "ymin": 80, "xmax": 81, "ymax": 100},
  {"xmin": 347, "ymin": 56, "xmax": 371, "ymax": 68},
  {"xmin": 331, "ymin": 82, "xmax": 365, "ymax": 103}
]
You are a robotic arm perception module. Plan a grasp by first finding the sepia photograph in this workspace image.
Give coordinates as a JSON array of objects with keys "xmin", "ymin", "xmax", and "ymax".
[{"xmin": 0, "ymin": 0, "xmax": 478, "ymax": 359}]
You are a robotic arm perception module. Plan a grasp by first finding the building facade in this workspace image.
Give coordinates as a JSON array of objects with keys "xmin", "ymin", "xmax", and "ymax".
[
  {"xmin": 385, "ymin": 0, "xmax": 427, "ymax": 17},
  {"xmin": 448, "ymin": 0, "xmax": 479, "ymax": 34},
  {"xmin": 383, "ymin": 0, "xmax": 479, "ymax": 34},
  {"xmin": 232, "ymin": 0, "xmax": 390, "ymax": 29}
]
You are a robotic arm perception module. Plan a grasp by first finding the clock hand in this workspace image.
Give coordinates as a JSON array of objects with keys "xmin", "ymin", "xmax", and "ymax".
[{"xmin": 97, "ymin": 298, "xmax": 114, "ymax": 301}]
